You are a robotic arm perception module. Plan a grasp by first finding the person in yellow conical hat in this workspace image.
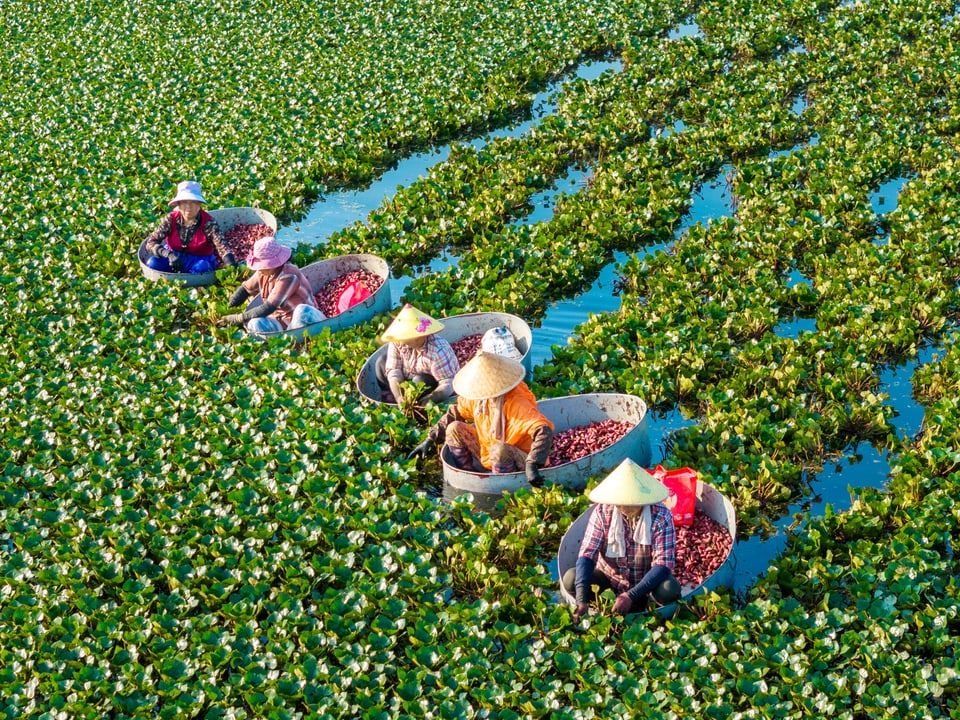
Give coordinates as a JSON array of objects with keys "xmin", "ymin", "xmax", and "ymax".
[
  {"xmin": 564, "ymin": 459, "xmax": 681, "ymax": 620},
  {"xmin": 376, "ymin": 304, "xmax": 460, "ymax": 405},
  {"xmin": 407, "ymin": 351, "xmax": 554, "ymax": 487}
]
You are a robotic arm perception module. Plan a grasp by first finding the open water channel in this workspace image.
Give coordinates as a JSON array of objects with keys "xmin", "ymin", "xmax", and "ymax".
[{"xmin": 276, "ymin": 48, "xmax": 930, "ymax": 597}]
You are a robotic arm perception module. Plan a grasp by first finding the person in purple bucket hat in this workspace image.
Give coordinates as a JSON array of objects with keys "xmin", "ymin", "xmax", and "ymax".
[
  {"xmin": 144, "ymin": 180, "xmax": 237, "ymax": 274},
  {"xmin": 219, "ymin": 236, "xmax": 326, "ymax": 334}
]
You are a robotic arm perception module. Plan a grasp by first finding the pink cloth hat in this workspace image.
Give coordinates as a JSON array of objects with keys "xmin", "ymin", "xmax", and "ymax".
[
  {"xmin": 168, "ymin": 180, "xmax": 207, "ymax": 206},
  {"xmin": 246, "ymin": 236, "xmax": 292, "ymax": 271}
]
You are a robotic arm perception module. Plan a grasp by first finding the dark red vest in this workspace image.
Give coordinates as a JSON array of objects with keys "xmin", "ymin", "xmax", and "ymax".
[{"xmin": 167, "ymin": 210, "xmax": 214, "ymax": 255}]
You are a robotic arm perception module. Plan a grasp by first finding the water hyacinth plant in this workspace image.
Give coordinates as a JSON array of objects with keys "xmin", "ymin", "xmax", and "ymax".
[{"xmin": 2, "ymin": 0, "xmax": 960, "ymax": 716}]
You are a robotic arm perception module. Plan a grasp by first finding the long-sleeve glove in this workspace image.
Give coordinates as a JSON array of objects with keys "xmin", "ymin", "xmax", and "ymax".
[
  {"xmin": 626, "ymin": 564, "xmax": 672, "ymax": 604},
  {"xmin": 228, "ymin": 285, "xmax": 251, "ymax": 308},
  {"xmin": 574, "ymin": 556, "xmax": 596, "ymax": 607},
  {"xmin": 526, "ymin": 462, "xmax": 545, "ymax": 488},
  {"xmin": 527, "ymin": 425, "xmax": 553, "ymax": 468},
  {"xmin": 408, "ymin": 439, "xmax": 435, "ymax": 460},
  {"xmin": 221, "ymin": 313, "xmax": 245, "ymax": 327},
  {"xmin": 223, "ymin": 252, "xmax": 238, "ymax": 267}
]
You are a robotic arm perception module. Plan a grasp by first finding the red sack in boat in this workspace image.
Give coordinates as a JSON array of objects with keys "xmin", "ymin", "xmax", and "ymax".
[
  {"xmin": 336, "ymin": 279, "xmax": 372, "ymax": 314},
  {"xmin": 650, "ymin": 465, "xmax": 698, "ymax": 527}
]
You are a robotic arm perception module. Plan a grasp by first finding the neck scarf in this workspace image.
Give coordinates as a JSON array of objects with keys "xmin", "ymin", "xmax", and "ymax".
[
  {"xmin": 606, "ymin": 505, "xmax": 651, "ymax": 558},
  {"xmin": 481, "ymin": 395, "xmax": 507, "ymax": 442}
]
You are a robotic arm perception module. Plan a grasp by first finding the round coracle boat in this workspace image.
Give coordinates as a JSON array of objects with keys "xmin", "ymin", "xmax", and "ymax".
[
  {"xmin": 556, "ymin": 480, "xmax": 737, "ymax": 619},
  {"xmin": 138, "ymin": 207, "xmax": 277, "ymax": 287},
  {"xmin": 245, "ymin": 253, "xmax": 391, "ymax": 340},
  {"xmin": 356, "ymin": 311, "xmax": 533, "ymax": 406},
  {"xmin": 441, "ymin": 393, "xmax": 651, "ymax": 494}
]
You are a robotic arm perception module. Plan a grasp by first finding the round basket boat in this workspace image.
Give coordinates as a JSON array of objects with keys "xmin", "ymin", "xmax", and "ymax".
[
  {"xmin": 440, "ymin": 393, "xmax": 651, "ymax": 494},
  {"xmin": 557, "ymin": 480, "xmax": 737, "ymax": 619},
  {"xmin": 245, "ymin": 253, "xmax": 391, "ymax": 340},
  {"xmin": 138, "ymin": 207, "xmax": 277, "ymax": 287},
  {"xmin": 356, "ymin": 311, "xmax": 534, "ymax": 405}
]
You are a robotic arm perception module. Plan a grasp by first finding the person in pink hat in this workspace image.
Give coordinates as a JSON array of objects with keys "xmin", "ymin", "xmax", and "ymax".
[
  {"xmin": 144, "ymin": 180, "xmax": 237, "ymax": 274},
  {"xmin": 220, "ymin": 236, "xmax": 325, "ymax": 333}
]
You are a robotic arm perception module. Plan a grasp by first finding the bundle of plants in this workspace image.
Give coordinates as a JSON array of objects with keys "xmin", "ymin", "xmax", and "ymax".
[
  {"xmin": 220, "ymin": 222, "xmax": 274, "ymax": 266},
  {"xmin": 673, "ymin": 511, "xmax": 734, "ymax": 588},
  {"xmin": 548, "ymin": 419, "xmax": 633, "ymax": 465},
  {"xmin": 314, "ymin": 270, "xmax": 384, "ymax": 317}
]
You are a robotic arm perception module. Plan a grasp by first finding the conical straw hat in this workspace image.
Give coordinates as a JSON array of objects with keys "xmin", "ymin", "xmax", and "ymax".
[
  {"xmin": 381, "ymin": 304, "xmax": 444, "ymax": 342},
  {"xmin": 588, "ymin": 458, "xmax": 669, "ymax": 506},
  {"xmin": 452, "ymin": 351, "xmax": 526, "ymax": 400}
]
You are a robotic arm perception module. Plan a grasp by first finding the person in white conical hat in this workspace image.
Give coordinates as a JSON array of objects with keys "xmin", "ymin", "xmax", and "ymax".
[
  {"xmin": 565, "ymin": 459, "xmax": 681, "ymax": 620},
  {"xmin": 407, "ymin": 351, "xmax": 553, "ymax": 487},
  {"xmin": 375, "ymin": 304, "xmax": 460, "ymax": 405}
]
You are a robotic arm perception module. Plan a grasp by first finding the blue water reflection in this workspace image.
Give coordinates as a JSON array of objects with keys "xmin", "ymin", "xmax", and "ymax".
[
  {"xmin": 773, "ymin": 316, "xmax": 817, "ymax": 337},
  {"xmin": 668, "ymin": 22, "xmax": 703, "ymax": 40},
  {"xmin": 531, "ymin": 251, "xmax": 629, "ymax": 367},
  {"xmin": 277, "ymin": 58, "xmax": 620, "ymax": 246},
  {"xmin": 677, "ymin": 163, "xmax": 736, "ymax": 235},
  {"xmin": 733, "ymin": 443, "xmax": 891, "ymax": 593},
  {"xmin": 869, "ymin": 175, "xmax": 909, "ymax": 216}
]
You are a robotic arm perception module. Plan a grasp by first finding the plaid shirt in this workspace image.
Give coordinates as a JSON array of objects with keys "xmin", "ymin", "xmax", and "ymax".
[
  {"xmin": 144, "ymin": 212, "xmax": 231, "ymax": 260},
  {"xmin": 578, "ymin": 503, "xmax": 676, "ymax": 594},
  {"xmin": 384, "ymin": 335, "xmax": 459, "ymax": 383}
]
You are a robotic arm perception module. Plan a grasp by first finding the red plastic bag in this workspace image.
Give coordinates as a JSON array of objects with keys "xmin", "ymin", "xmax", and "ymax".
[
  {"xmin": 336, "ymin": 279, "xmax": 372, "ymax": 314},
  {"xmin": 650, "ymin": 465, "xmax": 698, "ymax": 527}
]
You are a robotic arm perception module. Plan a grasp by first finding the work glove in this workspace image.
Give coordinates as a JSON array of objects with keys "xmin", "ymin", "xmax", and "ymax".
[
  {"xmin": 407, "ymin": 440, "xmax": 433, "ymax": 460},
  {"xmin": 223, "ymin": 252, "xmax": 238, "ymax": 268},
  {"xmin": 221, "ymin": 313, "xmax": 245, "ymax": 327},
  {"xmin": 573, "ymin": 603, "xmax": 590, "ymax": 622},
  {"xmin": 525, "ymin": 462, "xmax": 545, "ymax": 489}
]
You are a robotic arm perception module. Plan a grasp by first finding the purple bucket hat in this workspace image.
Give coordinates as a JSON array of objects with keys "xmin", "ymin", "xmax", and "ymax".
[{"xmin": 246, "ymin": 236, "xmax": 292, "ymax": 271}]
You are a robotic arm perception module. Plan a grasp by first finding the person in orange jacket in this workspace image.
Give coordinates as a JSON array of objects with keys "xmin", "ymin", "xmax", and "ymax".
[{"xmin": 408, "ymin": 351, "xmax": 553, "ymax": 487}]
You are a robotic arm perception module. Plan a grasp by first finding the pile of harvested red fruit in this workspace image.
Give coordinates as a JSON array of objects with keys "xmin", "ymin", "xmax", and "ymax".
[
  {"xmin": 314, "ymin": 270, "xmax": 384, "ymax": 317},
  {"xmin": 673, "ymin": 512, "xmax": 734, "ymax": 588},
  {"xmin": 220, "ymin": 222, "xmax": 274, "ymax": 266},
  {"xmin": 547, "ymin": 420, "xmax": 633, "ymax": 465},
  {"xmin": 450, "ymin": 333, "xmax": 483, "ymax": 365}
]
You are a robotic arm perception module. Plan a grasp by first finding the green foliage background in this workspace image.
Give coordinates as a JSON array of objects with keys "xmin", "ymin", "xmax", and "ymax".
[{"xmin": 2, "ymin": 0, "xmax": 960, "ymax": 716}]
